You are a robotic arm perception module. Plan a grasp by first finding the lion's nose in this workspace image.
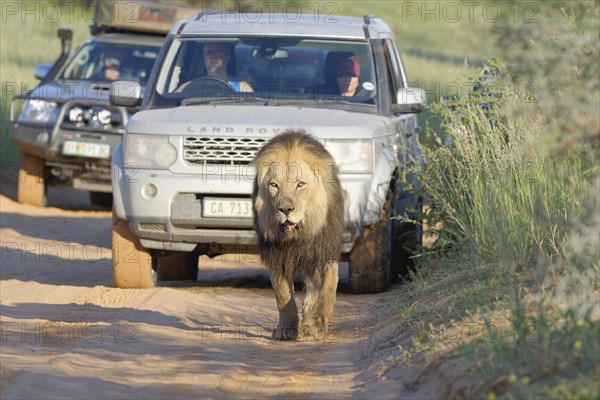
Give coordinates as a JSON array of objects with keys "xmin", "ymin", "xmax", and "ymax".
[
  {"xmin": 278, "ymin": 206, "xmax": 295, "ymax": 215},
  {"xmin": 278, "ymin": 198, "xmax": 295, "ymax": 215}
]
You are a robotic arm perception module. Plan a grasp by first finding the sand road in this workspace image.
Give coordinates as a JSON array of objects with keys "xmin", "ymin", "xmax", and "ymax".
[{"xmin": 0, "ymin": 183, "xmax": 444, "ymax": 399}]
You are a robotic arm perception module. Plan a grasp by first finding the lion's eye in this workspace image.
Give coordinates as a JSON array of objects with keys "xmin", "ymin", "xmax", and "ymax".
[
  {"xmin": 297, "ymin": 182, "xmax": 306, "ymax": 189},
  {"xmin": 269, "ymin": 182, "xmax": 279, "ymax": 190}
]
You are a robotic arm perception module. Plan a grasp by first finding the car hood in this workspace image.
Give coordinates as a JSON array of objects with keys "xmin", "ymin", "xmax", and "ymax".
[
  {"xmin": 127, "ymin": 105, "xmax": 392, "ymax": 139},
  {"xmin": 26, "ymin": 80, "xmax": 146, "ymax": 106}
]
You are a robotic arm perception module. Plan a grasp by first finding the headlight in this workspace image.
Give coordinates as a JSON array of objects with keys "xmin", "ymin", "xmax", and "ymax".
[
  {"xmin": 324, "ymin": 139, "xmax": 374, "ymax": 173},
  {"xmin": 124, "ymin": 134, "xmax": 177, "ymax": 169},
  {"xmin": 18, "ymin": 99, "xmax": 58, "ymax": 125}
]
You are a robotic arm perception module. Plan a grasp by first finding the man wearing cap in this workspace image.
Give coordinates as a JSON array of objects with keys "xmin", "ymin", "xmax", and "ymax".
[{"xmin": 336, "ymin": 57, "xmax": 361, "ymax": 96}]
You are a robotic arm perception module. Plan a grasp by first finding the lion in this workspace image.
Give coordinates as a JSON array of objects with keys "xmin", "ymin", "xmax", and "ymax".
[{"xmin": 252, "ymin": 130, "xmax": 344, "ymax": 340}]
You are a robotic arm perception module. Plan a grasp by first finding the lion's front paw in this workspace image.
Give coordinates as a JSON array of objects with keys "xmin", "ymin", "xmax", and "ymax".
[
  {"xmin": 301, "ymin": 321, "xmax": 327, "ymax": 341},
  {"xmin": 272, "ymin": 326, "xmax": 298, "ymax": 340}
]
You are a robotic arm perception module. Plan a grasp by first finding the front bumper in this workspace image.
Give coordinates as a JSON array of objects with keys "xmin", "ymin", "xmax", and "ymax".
[
  {"xmin": 11, "ymin": 123, "xmax": 121, "ymax": 191},
  {"xmin": 10, "ymin": 96, "xmax": 128, "ymax": 191},
  {"xmin": 113, "ymin": 160, "xmax": 369, "ymax": 254}
]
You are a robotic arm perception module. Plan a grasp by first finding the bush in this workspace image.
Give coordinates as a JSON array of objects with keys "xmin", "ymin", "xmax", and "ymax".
[
  {"xmin": 423, "ymin": 61, "xmax": 596, "ymax": 268},
  {"xmin": 416, "ymin": 2, "xmax": 599, "ymax": 396}
]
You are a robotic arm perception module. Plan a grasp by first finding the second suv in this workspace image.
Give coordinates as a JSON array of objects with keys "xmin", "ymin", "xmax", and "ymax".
[{"xmin": 10, "ymin": 0, "xmax": 198, "ymax": 207}]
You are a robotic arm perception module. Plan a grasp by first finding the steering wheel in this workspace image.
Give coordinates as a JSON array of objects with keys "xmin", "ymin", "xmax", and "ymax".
[{"xmin": 182, "ymin": 76, "xmax": 236, "ymax": 95}]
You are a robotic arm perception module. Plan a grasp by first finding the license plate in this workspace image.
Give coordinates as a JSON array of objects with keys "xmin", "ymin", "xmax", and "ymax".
[
  {"xmin": 62, "ymin": 141, "xmax": 111, "ymax": 158},
  {"xmin": 203, "ymin": 197, "xmax": 253, "ymax": 218}
]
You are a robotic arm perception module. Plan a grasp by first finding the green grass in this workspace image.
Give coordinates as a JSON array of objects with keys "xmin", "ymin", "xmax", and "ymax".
[
  {"xmin": 0, "ymin": 1, "xmax": 92, "ymax": 164},
  {"xmin": 425, "ymin": 95, "xmax": 596, "ymax": 264},
  {"xmin": 394, "ymin": 2, "xmax": 600, "ymax": 394}
]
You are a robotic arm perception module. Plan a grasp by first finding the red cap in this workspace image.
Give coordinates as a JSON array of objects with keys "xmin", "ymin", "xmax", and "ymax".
[{"xmin": 336, "ymin": 57, "xmax": 360, "ymax": 77}]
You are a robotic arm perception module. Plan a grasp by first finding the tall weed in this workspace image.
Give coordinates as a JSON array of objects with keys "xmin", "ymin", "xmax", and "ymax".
[
  {"xmin": 419, "ymin": 11, "xmax": 599, "ymax": 393},
  {"xmin": 423, "ymin": 62, "xmax": 595, "ymax": 269}
]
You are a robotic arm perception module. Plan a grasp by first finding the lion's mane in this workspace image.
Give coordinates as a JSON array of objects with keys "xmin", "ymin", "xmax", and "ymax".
[{"xmin": 252, "ymin": 130, "xmax": 344, "ymax": 275}]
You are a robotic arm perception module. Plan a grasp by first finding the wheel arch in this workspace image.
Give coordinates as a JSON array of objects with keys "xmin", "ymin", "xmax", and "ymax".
[
  {"xmin": 361, "ymin": 140, "xmax": 397, "ymax": 226},
  {"xmin": 111, "ymin": 142, "xmax": 127, "ymax": 219}
]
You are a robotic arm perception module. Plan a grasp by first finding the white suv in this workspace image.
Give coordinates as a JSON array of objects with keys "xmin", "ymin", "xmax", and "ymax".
[{"xmin": 110, "ymin": 13, "xmax": 426, "ymax": 293}]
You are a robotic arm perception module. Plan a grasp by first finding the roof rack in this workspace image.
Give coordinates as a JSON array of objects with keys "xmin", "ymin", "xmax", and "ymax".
[
  {"xmin": 93, "ymin": 0, "xmax": 200, "ymax": 36},
  {"xmin": 363, "ymin": 14, "xmax": 376, "ymax": 39}
]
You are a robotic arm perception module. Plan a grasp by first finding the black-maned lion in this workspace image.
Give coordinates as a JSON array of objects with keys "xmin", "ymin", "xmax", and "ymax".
[{"xmin": 252, "ymin": 130, "xmax": 344, "ymax": 340}]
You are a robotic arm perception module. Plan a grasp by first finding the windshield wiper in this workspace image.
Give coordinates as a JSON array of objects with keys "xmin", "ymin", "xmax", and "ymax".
[
  {"xmin": 181, "ymin": 97, "xmax": 370, "ymax": 107},
  {"xmin": 207, "ymin": 97, "xmax": 271, "ymax": 105},
  {"xmin": 181, "ymin": 96, "xmax": 268, "ymax": 106},
  {"xmin": 268, "ymin": 99, "xmax": 358, "ymax": 106}
]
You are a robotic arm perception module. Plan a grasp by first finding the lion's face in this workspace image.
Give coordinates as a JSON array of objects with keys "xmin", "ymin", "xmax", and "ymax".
[{"xmin": 255, "ymin": 160, "xmax": 328, "ymax": 241}]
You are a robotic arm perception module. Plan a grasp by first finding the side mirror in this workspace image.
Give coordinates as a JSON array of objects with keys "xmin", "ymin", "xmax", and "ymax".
[
  {"xmin": 110, "ymin": 81, "xmax": 142, "ymax": 107},
  {"xmin": 392, "ymin": 87, "xmax": 427, "ymax": 114},
  {"xmin": 34, "ymin": 64, "xmax": 53, "ymax": 80}
]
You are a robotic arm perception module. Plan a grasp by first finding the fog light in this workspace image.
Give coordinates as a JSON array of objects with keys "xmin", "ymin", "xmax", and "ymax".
[
  {"xmin": 36, "ymin": 132, "xmax": 49, "ymax": 144},
  {"xmin": 142, "ymin": 183, "xmax": 158, "ymax": 199},
  {"xmin": 97, "ymin": 109, "xmax": 112, "ymax": 125},
  {"xmin": 69, "ymin": 107, "xmax": 84, "ymax": 123}
]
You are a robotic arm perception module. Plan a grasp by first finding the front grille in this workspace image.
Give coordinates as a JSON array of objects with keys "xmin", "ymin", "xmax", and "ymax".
[{"xmin": 183, "ymin": 137, "xmax": 266, "ymax": 165}]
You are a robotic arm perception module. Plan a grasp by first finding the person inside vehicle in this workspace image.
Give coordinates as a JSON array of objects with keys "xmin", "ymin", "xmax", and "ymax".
[
  {"xmin": 92, "ymin": 54, "xmax": 121, "ymax": 81},
  {"xmin": 103, "ymin": 57, "xmax": 121, "ymax": 81},
  {"xmin": 177, "ymin": 43, "xmax": 253, "ymax": 93},
  {"xmin": 336, "ymin": 56, "xmax": 361, "ymax": 97}
]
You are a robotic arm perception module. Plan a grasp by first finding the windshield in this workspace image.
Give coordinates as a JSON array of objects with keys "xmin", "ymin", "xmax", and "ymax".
[
  {"xmin": 148, "ymin": 37, "xmax": 377, "ymax": 109},
  {"xmin": 61, "ymin": 41, "xmax": 160, "ymax": 84}
]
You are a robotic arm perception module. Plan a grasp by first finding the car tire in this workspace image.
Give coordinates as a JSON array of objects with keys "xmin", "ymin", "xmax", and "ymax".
[
  {"xmin": 111, "ymin": 210, "xmax": 156, "ymax": 288},
  {"xmin": 89, "ymin": 191, "xmax": 113, "ymax": 208},
  {"xmin": 17, "ymin": 152, "xmax": 47, "ymax": 207},
  {"xmin": 155, "ymin": 252, "xmax": 199, "ymax": 282},
  {"xmin": 391, "ymin": 201, "xmax": 422, "ymax": 282}
]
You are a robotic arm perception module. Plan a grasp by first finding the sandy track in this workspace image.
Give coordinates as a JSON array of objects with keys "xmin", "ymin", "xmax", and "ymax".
[{"xmin": 0, "ymin": 182, "xmax": 443, "ymax": 399}]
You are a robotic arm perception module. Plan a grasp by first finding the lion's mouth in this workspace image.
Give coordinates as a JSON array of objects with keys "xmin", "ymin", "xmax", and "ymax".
[{"xmin": 280, "ymin": 220, "xmax": 303, "ymax": 232}]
